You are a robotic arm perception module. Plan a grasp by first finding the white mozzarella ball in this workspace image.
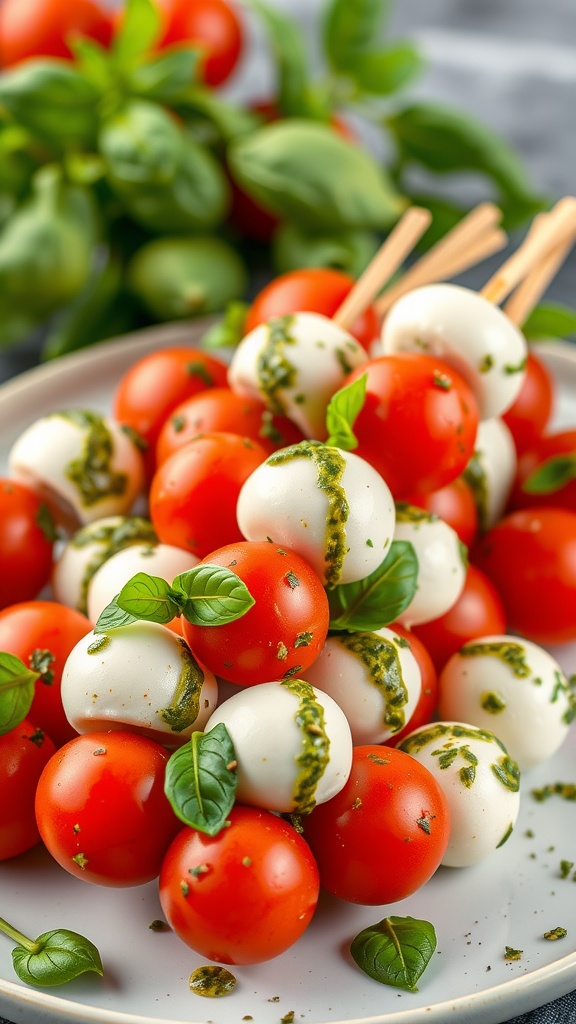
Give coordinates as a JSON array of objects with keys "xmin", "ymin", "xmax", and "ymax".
[
  {"xmin": 398, "ymin": 721, "xmax": 521, "ymax": 867},
  {"xmin": 237, "ymin": 440, "xmax": 395, "ymax": 586},
  {"xmin": 87, "ymin": 543, "xmax": 199, "ymax": 624},
  {"xmin": 61, "ymin": 621, "xmax": 217, "ymax": 745},
  {"xmin": 463, "ymin": 418, "xmax": 517, "ymax": 533},
  {"xmin": 9, "ymin": 410, "xmax": 145, "ymax": 527},
  {"xmin": 381, "ymin": 283, "xmax": 527, "ymax": 420},
  {"xmin": 393, "ymin": 504, "xmax": 467, "ymax": 627},
  {"xmin": 52, "ymin": 516, "xmax": 157, "ymax": 614},
  {"xmin": 438, "ymin": 635, "xmax": 573, "ymax": 770},
  {"xmin": 227, "ymin": 311, "xmax": 368, "ymax": 439},
  {"xmin": 205, "ymin": 679, "xmax": 353, "ymax": 814},
  {"xmin": 302, "ymin": 626, "xmax": 422, "ymax": 744}
]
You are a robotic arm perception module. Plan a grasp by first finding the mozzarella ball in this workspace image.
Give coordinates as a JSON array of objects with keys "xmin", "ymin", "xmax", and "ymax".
[
  {"xmin": 237, "ymin": 440, "xmax": 395, "ymax": 586},
  {"xmin": 381, "ymin": 283, "xmax": 527, "ymax": 420},
  {"xmin": 464, "ymin": 418, "xmax": 517, "ymax": 533},
  {"xmin": 87, "ymin": 543, "xmax": 199, "ymax": 624},
  {"xmin": 61, "ymin": 621, "xmax": 217, "ymax": 745},
  {"xmin": 438, "ymin": 635, "xmax": 573, "ymax": 770},
  {"xmin": 398, "ymin": 721, "xmax": 521, "ymax": 867},
  {"xmin": 9, "ymin": 410, "xmax": 145, "ymax": 528},
  {"xmin": 52, "ymin": 515, "xmax": 157, "ymax": 613},
  {"xmin": 228, "ymin": 311, "xmax": 368, "ymax": 439},
  {"xmin": 205, "ymin": 679, "xmax": 353, "ymax": 814},
  {"xmin": 394, "ymin": 504, "xmax": 467, "ymax": 627},
  {"xmin": 302, "ymin": 626, "xmax": 422, "ymax": 744}
]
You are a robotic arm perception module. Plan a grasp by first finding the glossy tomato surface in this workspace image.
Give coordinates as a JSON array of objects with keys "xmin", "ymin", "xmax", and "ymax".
[
  {"xmin": 0, "ymin": 0, "xmax": 113, "ymax": 65},
  {"xmin": 501, "ymin": 350, "xmax": 554, "ymax": 454},
  {"xmin": 0, "ymin": 479, "xmax": 55, "ymax": 610},
  {"xmin": 0, "ymin": 718, "xmax": 56, "ymax": 861},
  {"xmin": 509, "ymin": 429, "xmax": 576, "ymax": 513},
  {"xmin": 155, "ymin": 0, "xmax": 243, "ymax": 86},
  {"xmin": 401, "ymin": 476, "xmax": 479, "ymax": 548}
]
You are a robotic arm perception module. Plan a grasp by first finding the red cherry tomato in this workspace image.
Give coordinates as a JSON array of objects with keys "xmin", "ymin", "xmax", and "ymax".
[
  {"xmin": 0, "ymin": 600, "xmax": 92, "ymax": 747},
  {"xmin": 154, "ymin": 0, "xmax": 243, "ymax": 87},
  {"xmin": 181, "ymin": 540, "xmax": 329, "ymax": 686},
  {"xmin": 473, "ymin": 507, "xmax": 576, "ymax": 645},
  {"xmin": 346, "ymin": 353, "xmax": 480, "ymax": 498},
  {"xmin": 155, "ymin": 386, "xmax": 304, "ymax": 465},
  {"xmin": 0, "ymin": 479, "xmax": 56, "ymax": 610},
  {"xmin": 384, "ymin": 623, "xmax": 439, "ymax": 744},
  {"xmin": 509, "ymin": 429, "xmax": 576, "ymax": 513},
  {"xmin": 149, "ymin": 432, "xmax": 269, "ymax": 558},
  {"xmin": 302, "ymin": 745, "xmax": 450, "ymax": 905},
  {"xmin": 502, "ymin": 350, "xmax": 554, "ymax": 454},
  {"xmin": 0, "ymin": 719, "xmax": 56, "ymax": 861},
  {"xmin": 159, "ymin": 806, "xmax": 319, "ymax": 964},
  {"xmin": 401, "ymin": 476, "xmax": 479, "ymax": 548},
  {"xmin": 411, "ymin": 565, "xmax": 507, "ymax": 673},
  {"xmin": 244, "ymin": 267, "xmax": 380, "ymax": 352},
  {"xmin": 0, "ymin": 0, "xmax": 113, "ymax": 66},
  {"xmin": 35, "ymin": 730, "xmax": 181, "ymax": 886}
]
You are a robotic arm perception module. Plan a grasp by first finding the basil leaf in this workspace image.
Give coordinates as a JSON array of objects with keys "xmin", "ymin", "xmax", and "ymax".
[
  {"xmin": 94, "ymin": 597, "xmax": 139, "ymax": 634},
  {"xmin": 325, "ymin": 373, "xmax": 367, "ymax": 450},
  {"xmin": 112, "ymin": 0, "xmax": 162, "ymax": 68},
  {"xmin": 11, "ymin": 928, "xmax": 103, "ymax": 988},
  {"xmin": 272, "ymin": 222, "xmax": 379, "ymax": 278},
  {"xmin": 523, "ymin": 454, "xmax": 576, "ymax": 495},
  {"xmin": 172, "ymin": 565, "xmax": 255, "ymax": 625},
  {"xmin": 229, "ymin": 119, "xmax": 401, "ymax": 231},
  {"xmin": 200, "ymin": 300, "xmax": 249, "ymax": 349},
  {"xmin": 116, "ymin": 572, "xmax": 183, "ymax": 624},
  {"xmin": 245, "ymin": 0, "xmax": 317, "ymax": 118},
  {"xmin": 523, "ymin": 302, "xmax": 576, "ymax": 341},
  {"xmin": 0, "ymin": 652, "xmax": 39, "ymax": 735},
  {"xmin": 176, "ymin": 86, "xmax": 260, "ymax": 142},
  {"xmin": 128, "ymin": 48, "xmax": 201, "ymax": 103},
  {"xmin": 350, "ymin": 915, "xmax": 437, "ymax": 992},
  {"xmin": 323, "ymin": 0, "xmax": 389, "ymax": 73},
  {"xmin": 69, "ymin": 36, "xmax": 114, "ymax": 92},
  {"xmin": 343, "ymin": 43, "xmax": 423, "ymax": 97},
  {"xmin": 164, "ymin": 723, "xmax": 237, "ymax": 836},
  {"xmin": 328, "ymin": 540, "xmax": 418, "ymax": 632},
  {"xmin": 0, "ymin": 61, "xmax": 100, "ymax": 148}
]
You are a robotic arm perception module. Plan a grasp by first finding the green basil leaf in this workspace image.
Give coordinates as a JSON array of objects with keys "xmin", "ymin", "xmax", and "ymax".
[
  {"xmin": 0, "ymin": 60, "xmax": 100, "ymax": 148},
  {"xmin": 128, "ymin": 47, "xmax": 201, "ymax": 103},
  {"xmin": 0, "ymin": 652, "xmax": 39, "ymax": 735},
  {"xmin": 176, "ymin": 86, "xmax": 260, "ymax": 142},
  {"xmin": 523, "ymin": 454, "xmax": 576, "ymax": 495},
  {"xmin": 112, "ymin": 0, "xmax": 162, "ymax": 68},
  {"xmin": 116, "ymin": 572, "xmax": 183, "ymax": 624},
  {"xmin": 228, "ymin": 118, "xmax": 401, "ymax": 231},
  {"xmin": 344, "ymin": 43, "xmax": 423, "ymax": 97},
  {"xmin": 323, "ymin": 0, "xmax": 389, "ymax": 73},
  {"xmin": 200, "ymin": 300, "xmax": 249, "ymax": 349},
  {"xmin": 11, "ymin": 928, "xmax": 104, "ymax": 988},
  {"xmin": 350, "ymin": 915, "xmax": 437, "ymax": 992},
  {"xmin": 328, "ymin": 540, "xmax": 418, "ymax": 632},
  {"xmin": 272, "ymin": 222, "xmax": 379, "ymax": 278},
  {"xmin": 69, "ymin": 36, "xmax": 114, "ymax": 92},
  {"xmin": 172, "ymin": 564, "xmax": 255, "ymax": 625},
  {"xmin": 100, "ymin": 100, "xmax": 182, "ymax": 186},
  {"xmin": 523, "ymin": 302, "xmax": 576, "ymax": 341},
  {"xmin": 325, "ymin": 373, "xmax": 367, "ymax": 450},
  {"xmin": 94, "ymin": 597, "xmax": 139, "ymax": 634},
  {"xmin": 244, "ymin": 0, "xmax": 316, "ymax": 118},
  {"xmin": 164, "ymin": 723, "xmax": 238, "ymax": 835},
  {"xmin": 41, "ymin": 253, "xmax": 126, "ymax": 360}
]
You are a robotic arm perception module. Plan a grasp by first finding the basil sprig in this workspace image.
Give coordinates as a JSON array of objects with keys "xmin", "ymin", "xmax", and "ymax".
[
  {"xmin": 325, "ymin": 373, "xmax": 367, "ymax": 450},
  {"xmin": 328, "ymin": 541, "xmax": 418, "ymax": 632},
  {"xmin": 94, "ymin": 565, "xmax": 255, "ymax": 634},
  {"xmin": 0, "ymin": 916, "xmax": 103, "ymax": 988},
  {"xmin": 523, "ymin": 454, "xmax": 576, "ymax": 495},
  {"xmin": 0, "ymin": 652, "xmax": 40, "ymax": 736},
  {"xmin": 164, "ymin": 723, "xmax": 238, "ymax": 836},
  {"xmin": 523, "ymin": 302, "xmax": 576, "ymax": 341},
  {"xmin": 350, "ymin": 915, "xmax": 437, "ymax": 992}
]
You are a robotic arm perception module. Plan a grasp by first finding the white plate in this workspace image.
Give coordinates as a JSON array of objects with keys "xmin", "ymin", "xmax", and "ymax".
[{"xmin": 1, "ymin": 325, "xmax": 576, "ymax": 1024}]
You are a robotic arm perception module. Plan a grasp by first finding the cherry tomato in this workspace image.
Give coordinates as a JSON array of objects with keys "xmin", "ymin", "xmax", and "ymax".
[
  {"xmin": 155, "ymin": 386, "xmax": 304, "ymax": 465},
  {"xmin": 35, "ymin": 730, "xmax": 181, "ymax": 886},
  {"xmin": 0, "ymin": 600, "xmax": 92, "ymax": 746},
  {"xmin": 149, "ymin": 432, "xmax": 269, "ymax": 558},
  {"xmin": 113, "ymin": 347, "xmax": 229, "ymax": 477},
  {"xmin": 346, "ymin": 353, "xmax": 480, "ymax": 497},
  {"xmin": 159, "ymin": 806, "xmax": 319, "ymax": 964},
  {"xmin": 473, "ymin": 507, "xmax": 576, "ymax": 645},
  {"xmin": 244, "ymin": 267, "xmax": 380, "ymax": 352},
  {"xmin": 0, "ymin": 479, "xmax": 56, "ymax": 610},
  {"xmin": 411, "ymin": 565, "xmax": 507, "ymax": 673},
  {"xmin": 384, "ymin": 623, "xmax": 439, "ymax": 744},
  {"xmin": 0, "ymin": 0, "xmax": 113, "ymax": 65},
  {"xmin": 509, "ymin": 429, "xmax": 576, "ymax": 513},
  {"xmin": 154, "ymin": 0, "xmax": 243, "ymax": 86},
  {"xmin": 302, "ymin": 745, "xmax": 450, "ymax": 905},
  {"xmin": 501, "ymin": 350, "xmax": 554, "ymax": 454},
  {"xmin": 182, "ymin": 540, "xmax": 329, "ymax": 685},
  {"xmin": 401, "ymin": 476, "xmax": 479, "ymax": 548},
  {"xmin": 0, "ymin": 719, "xmax": 56, "ymax": 861}
]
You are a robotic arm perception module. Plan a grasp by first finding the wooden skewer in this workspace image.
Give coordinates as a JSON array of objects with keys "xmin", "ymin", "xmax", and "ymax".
[
  {"xmin": 332, "ymin": 206, "xmax": 432, "ymax": 331},
  {"xmin": 503, "ymin": 216, "xmax": 576, "ymax": 326}
]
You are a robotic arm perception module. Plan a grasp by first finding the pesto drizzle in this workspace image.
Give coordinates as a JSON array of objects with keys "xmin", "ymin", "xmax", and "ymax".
[
  {"xmin": 337, "ymin": 632, "xmax": 409, "ymax": 733},
  {"xmin": 459, "ymin": 639, "xmax": 531, "ymax": 677},
  {"xmin": 56, "ymin": 410, "xmax": 128, "ymax": 509},
  {"xmin": 256, "ymin": 315, "xmax": 298, "ymax": 415},
  {"xmin": 462, "ymin": 452, "xmax": 489, "ymax": 534},
  {"xmin": 159, "ymin": 638, "xmax": 205, "ymax": 733},
  {"xmin": 71, "ymin": 516, "xmax": 157, "ymax": 614},
  {"xmin": 282, "ymin": 677, "xmax": 330, "ymax": 815}
]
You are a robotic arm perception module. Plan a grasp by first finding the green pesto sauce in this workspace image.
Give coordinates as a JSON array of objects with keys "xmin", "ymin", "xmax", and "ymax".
[
  {"xmin": 338, "ymin": 632, "xmax": 409, "ymax": 733},
  {"xmin": 492, "ymin": 755, "xmax": 521, "ymax": 793},
  {"xmin": 479, "ymin": 353, "xmax": 495, "ymax": 373},
  {"xmin": 159, "ymin": 638, "xmax": 205, "ymax": 733},
  {"xmin": 55, "ymin": 410, "xmax": 128, "ymax": 510},
  {"xmin": 496, "ymin": 821, "xmax": 514, "ymax": 848},
  {"xmin": 268, "ymin": 440, "xmax": 349, "ymax": 587},
  {"xmin": 462, "ymin": 452, "xmax": 489, "ymax": 534},
  {"xmin": 398, "ymin": 721, "xmax": 507, "ymax": 756},
  {"xmin": 87, "ymin": 635, "xmax": 110, "ymax": 654},
  {"xmin": 460, "ymin": 640, "xmax": 531, "ymax": 678},
  {"xmin": 72, "ymin": 516, "xmax": 158, "ymax": 614},
  {"xmin": 256, "ymin": 314, "xmax": 298, "ymax": 415},
  {"xmin": 282, "ymin": 677, "xmax": 330, "ymax": 815},
  {"xmin": 189, "ymin": 965, "xmax": 236, "ymax": 997},
  {"xmin": 394, "ymin": 502, "xmax": 437, "ymax": 525},
  {"xmin": 481, "ymin": 690, "xmax": 507, "ymax": 713}
]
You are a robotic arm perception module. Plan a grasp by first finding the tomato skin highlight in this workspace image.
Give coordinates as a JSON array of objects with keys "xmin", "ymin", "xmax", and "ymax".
[
  {"xmin": 35, "ymin": 730, "xmax": 181, "ymax": 886},
  {"xmin": 0, "ymin": 478, "xmax": 55, "ymax": 610},
  {"xmin": 154, "ymin": 0, "xmax": 244, "ymax": 86},
  {"xmin": 0, "ymin": 0, "xmax": 113, "ymax": 65},
  {"xmin": 159, "ymin": 806, "xmax": 320, "ymax": 964},
  {"xmin": 0, "ymin": 719, "xmax": 57, "ymax": 861},
  {"xmin": 303, "ymin": 745, "xmax": 450, "ymax": 905}
]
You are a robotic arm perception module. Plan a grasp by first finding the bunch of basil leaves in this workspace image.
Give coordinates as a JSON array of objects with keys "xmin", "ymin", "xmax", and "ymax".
[{"xmin": 0, "ymin": 0, "xmax": 570, "ymax": 359}]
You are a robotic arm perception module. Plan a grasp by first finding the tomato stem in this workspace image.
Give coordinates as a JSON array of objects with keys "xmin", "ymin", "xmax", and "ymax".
[{"xmin": 0, "ymin": 917, "xmax": 41, "ymax": 953}]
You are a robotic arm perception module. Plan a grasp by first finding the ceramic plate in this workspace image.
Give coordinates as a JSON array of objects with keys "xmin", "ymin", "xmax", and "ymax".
[{"xmin": 1, "ymin": 324, "xmax": 576, "ymax": 1024}]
